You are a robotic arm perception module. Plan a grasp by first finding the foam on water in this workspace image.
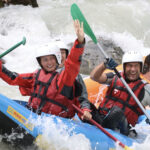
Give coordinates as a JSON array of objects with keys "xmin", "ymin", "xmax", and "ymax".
[
  {"xmin": 97, "ymin": 31, "xmax": 150, "ymax": 56},
  {"xmin": 33, "ymin": 115, "xmax": 91, "ymax": 150},
  {"xmin": 131, "ymin": 135, "xmax": 150, "ymax": 150},
  {"xmin": 1, "ymin": 0, "xmax": 150, "ymax": 72}
]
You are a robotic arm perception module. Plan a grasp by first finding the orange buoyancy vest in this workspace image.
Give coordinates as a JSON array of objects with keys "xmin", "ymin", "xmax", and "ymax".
[
  {"xmin": 100, "ymin": 73, "xmax": 145, "ymax": 126},
  {"xmin": 28, "ymin": 69, "xmax": 77, "ymax": 118}
]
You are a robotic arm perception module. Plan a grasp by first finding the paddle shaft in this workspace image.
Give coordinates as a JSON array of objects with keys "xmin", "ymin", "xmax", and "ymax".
[
  {"xmin": 97, "ymin": 42, "xmax": 150, "ymax": 121},
  {"xmin": 0, "ymin": 37, "xmax": 26, "ymax": 59},
  {"xmin": 72, "ymin": 104, "xmax": 125, "ymax": 148}
]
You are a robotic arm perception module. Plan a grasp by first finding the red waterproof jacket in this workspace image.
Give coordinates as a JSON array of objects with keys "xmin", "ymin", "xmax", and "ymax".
[
  {"xmin": 100, "ymin": 73, "xmax": 145, "ymax": 126},
  {"xmin": 0, "ymin": 40, "xmax": 87, "ymax": 118}
]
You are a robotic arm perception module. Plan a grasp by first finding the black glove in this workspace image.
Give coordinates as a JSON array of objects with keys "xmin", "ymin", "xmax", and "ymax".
[{"xmin": 104, "ymin": 58, "xmax": 118, "ymax": 70}]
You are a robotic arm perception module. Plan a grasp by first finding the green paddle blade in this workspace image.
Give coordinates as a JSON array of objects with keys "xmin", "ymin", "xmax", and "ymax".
[{"xmin": 71, "ymin": 3, "xmax": 97, "ymax": 44}]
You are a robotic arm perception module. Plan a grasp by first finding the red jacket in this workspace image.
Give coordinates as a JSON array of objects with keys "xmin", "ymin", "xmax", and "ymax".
[
  {"xmin": 0, "ymin": 40, "xmax": 88, "ymax": 118},
  {"xmin": 100, "ymin": 73, "xmax": 145, "ymax": 126}
]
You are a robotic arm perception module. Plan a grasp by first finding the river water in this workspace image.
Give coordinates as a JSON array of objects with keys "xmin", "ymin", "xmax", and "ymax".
[{"xmin": 0, "ymin": 0, "xmax": 150, "ymax": 149}]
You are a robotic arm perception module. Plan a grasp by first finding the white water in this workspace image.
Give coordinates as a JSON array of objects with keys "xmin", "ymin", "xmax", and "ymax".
[
  {"xmin": 0, "ymin": 0, "xmax": 150, "ymax": 149},
  {"xmin": 34, "ymin": 115, "xmax": 92, "ymax": 150}
]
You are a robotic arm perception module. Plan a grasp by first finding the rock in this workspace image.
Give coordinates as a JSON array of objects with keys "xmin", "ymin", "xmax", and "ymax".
[
  {"xmin": 68, "ymin": 37, "xmax": 124, "ymax": 75},
  {"xmin": 9, "ymin": 0, "xmax": 38, "ymax": 7},
  {"xmin": 0, "ymin": 0, "xmax": 5, "ymax": 8},
  {"xmin": 0, "ymin": 0, "xmax": 38, "ymax": 8},
  {"xmin": 80, "ymin": 58, "xmax": 90, "ymax": 75}
]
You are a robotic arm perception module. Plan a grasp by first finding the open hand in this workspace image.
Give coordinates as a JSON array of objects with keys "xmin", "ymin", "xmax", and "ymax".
[
  {"xmin": 74, "ymin": 20, "xmax": 84, "ymax": 43},
  {"xmin": 81, "ymin": 110, "xmax": 92, "ymax": 121}
]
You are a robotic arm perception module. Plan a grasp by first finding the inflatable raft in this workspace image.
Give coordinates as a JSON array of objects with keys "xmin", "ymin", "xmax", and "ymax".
[
  {"xmin": 0, "ymin": 63, "xmax": 150, "ymax": 149},
  {"xmin": 0, "ymin": 93, "xmax": 149, "ymax": 150}
]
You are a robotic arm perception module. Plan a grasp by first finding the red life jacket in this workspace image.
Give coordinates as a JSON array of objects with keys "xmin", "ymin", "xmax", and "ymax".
[
  {"xmin": 28, "ymin": 69, "xmax": 77, "ymax": 118},
  {"xmin": 100, "ymin": 73, "xmax": 145, "ymax": 126}
]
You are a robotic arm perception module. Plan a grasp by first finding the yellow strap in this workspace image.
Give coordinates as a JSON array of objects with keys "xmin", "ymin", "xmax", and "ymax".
[
  {"xmin": 109, "ymin": 145, "xmax": 134, "ymax": 150},
  {"xmin": 124, "ymin": 145, "xmax": 134, "ymax": 150}
]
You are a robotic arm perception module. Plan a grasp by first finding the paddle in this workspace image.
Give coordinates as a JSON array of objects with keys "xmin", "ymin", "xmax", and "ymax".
[
  {"xmin": 72, "ymin": 104, "xmax": 133, "ymax": 150},
  {"xmin": 0, "ymin": 37, "xmax": 26, "ymax": 59},
  {"xmin": 71, "ymin": 3, "xmax": 150, "ymax": 124}
]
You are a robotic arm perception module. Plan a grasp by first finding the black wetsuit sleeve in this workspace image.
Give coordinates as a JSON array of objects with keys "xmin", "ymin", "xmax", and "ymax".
[
  {"xmin": 106, "ymin": 72, "xmax": 115, "ymax": 79},
  {"xmin": 2, "ymin": 65, "xmax": 18, "ymax": 80},
  {"xmin": 105, "ymin": 72, "xmax": 115, "ymax": 84}
]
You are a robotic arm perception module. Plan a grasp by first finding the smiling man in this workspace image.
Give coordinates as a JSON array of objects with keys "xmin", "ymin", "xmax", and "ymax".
[{"xmin": 90, "ymin": 51, "xmax": 150, "ymax": 136}]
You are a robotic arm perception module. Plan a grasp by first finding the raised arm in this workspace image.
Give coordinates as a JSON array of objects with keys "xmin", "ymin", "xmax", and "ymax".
[
  {"xmin": 57, "ymin": 20, "xmax": 85, "ymax": 87},
  {"xmin": 90, "ymin": 62, "xmax": 107, "ymax": 83},
  {"xmin": 90, "ymin": 58, "xmax": 118, "ymax": 84}
]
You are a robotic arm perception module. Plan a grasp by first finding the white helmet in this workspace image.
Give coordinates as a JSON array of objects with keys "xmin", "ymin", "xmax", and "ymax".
[
  {"xmin": 56, "ymin": 41, "xmax": 69, "ymax": 50},
  {"xmin": 122, "ymin": 51, "xmax": 143, "ymax": 71},
  {"xmin": 36, "ymin": 43, "xmax": 61, "ymax": 64}
]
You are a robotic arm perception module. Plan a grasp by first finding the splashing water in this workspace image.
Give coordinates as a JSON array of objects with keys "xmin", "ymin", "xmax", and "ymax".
[{"xmin": 33, "ymin": 115, "xmax": 92, "ymax": 150}]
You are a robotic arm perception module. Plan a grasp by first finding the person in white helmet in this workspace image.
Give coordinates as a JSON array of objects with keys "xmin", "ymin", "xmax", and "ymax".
[
  {"xmin": 90, "ymin": 51, "xmax": 150, "ymax": 136},
  {"xmin": 56, "ymin": 41, "xmax": 69, "ymax": 68},
  {"xmin": 0, "ymin": 20, "xmax": 92, "ymax": 121},
  {"xmin": 56, "ymin": 40, "xmax": 92, "ymax": 121}
]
